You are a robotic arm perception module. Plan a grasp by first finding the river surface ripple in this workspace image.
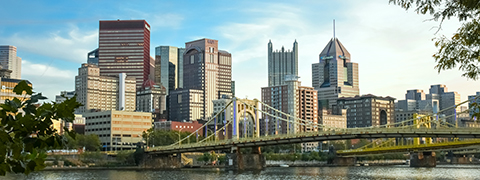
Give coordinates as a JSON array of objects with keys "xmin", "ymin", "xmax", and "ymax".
[{"xmin": 2, "ymin": 164, "xmax": 480, "ymax": 180}]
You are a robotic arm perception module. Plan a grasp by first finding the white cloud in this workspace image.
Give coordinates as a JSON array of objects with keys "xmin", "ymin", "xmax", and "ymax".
[
  {"xmin": 22, "ymin": 60, "xmax": 76, "ymax": 101},
  {"xmin": 0, "ymin": 25, "xmax": 98, "ymax": 63},
  {"xmin": 216, "ymin": 0, "xmax": 480, "ymax": 102}
]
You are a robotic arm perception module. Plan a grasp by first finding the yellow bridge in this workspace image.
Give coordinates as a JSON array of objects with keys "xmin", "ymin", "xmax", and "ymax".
[{"xmin": 146, "ymin": 97, "xmax": 480, "ymax": 157}]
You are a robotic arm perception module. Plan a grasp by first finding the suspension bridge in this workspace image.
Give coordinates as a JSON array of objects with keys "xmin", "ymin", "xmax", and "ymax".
[{"xmin": 141, "ymin": 96, "xmax": 480, "ymax": 169}]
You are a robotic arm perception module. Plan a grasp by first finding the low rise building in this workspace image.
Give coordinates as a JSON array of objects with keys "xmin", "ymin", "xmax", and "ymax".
[
  {"xmin": 154, "ymin": 120, "xmax": 204, "ymax": 136},
  {"xmin": 0, "ymin": 78, "xmax": 32, "ymax": 103},
  {"xmin": 335, "ymin": 94, "xmax": 395, "ymax": 128},
  {"xmin": 83, "ymin": 110, "xmax": 152, "ymax": 151}
]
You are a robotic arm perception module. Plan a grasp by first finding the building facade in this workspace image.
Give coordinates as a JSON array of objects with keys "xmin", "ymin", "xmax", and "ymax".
[
  {"xmin": 297, "ymin": 86, "xmax": 318, "ymax": 133},
  {"xmin": 136, "ymin": 80, "xmax": 167, "ymax": 121},
  {"xmin": 179, "ymin": 38, "xmax": 232, "ymax": 121},
  {"xmin": 0, "ymin": 45, "xmax": 22, "ymax": 79},
  {"xmin": 75, "ymin": 63, "xmax": 136, "ymax": 113},
  {"xmin": 396, "ymin": 84, "xmax": 460, "ymax": 124},
  {"xmin": 97, "ymin": 20, "xmax": 151, "ymax": 89},
  {"xmin": 154, "ymin": 120, "xmax": 204, "ymax": 136},
  {"xmin": 312, "ymin": 38, "xmax": 359, "ymax": 109},
  {"xmin": 468, "ymin": 92, "xmax": 480, "ymax": 119},
  {"xmin": 336, "ymin": 94, "xmax": 395, "ymax": 128},
  {"xmin": 168, "ymin": 89, "xmax": 204, "ymax": 121},
  {"xmin": 155, "ymin": 46, "xmax": 185, "ymax": 94},
  {"xmin": 0, "ymin": 78, "xmax": 32, "ymax": 103},
  {"xmin": 83, "ymin": 110, "xmax": 152, "ymax": 151},
  {"xmin": 267, "ymin": 40, "xmax": 298, "ymax": 87},
  {"xmin": 87, "ymin": 48, "xmax": 99, "ymax": 65},
  {"xmin": 261, "ymin": 77, "xmax": 317, "ymax": 135},
  {"xmin": 55, "ymin": 91, "xmax": 75, "ymax": 104}
]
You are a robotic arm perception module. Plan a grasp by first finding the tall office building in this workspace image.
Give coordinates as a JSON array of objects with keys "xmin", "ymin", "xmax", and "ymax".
[
  {"xmin": 87, "ymin": 48, "xmax": 99, "ymax": 65},
  {"xmin": 0, "ymin": 45, "xmax": 22, "ymax": 79},
  {"xmin": 261, "ymin": 76, "xmax": 317, "ymax": 135},
  {"xmin": 169, "ymin": 38, "xmax": 232, "ymax": 121},
  {"xmin": 396, "ymin": 84, "xmax": 460, "ymax": 124},
  {"xmin": 97, "ymin": 20, "xmax": 150, "ymax": 89},
  {"xmin": 75, "ymin": 63, "xmax": 136, "ymax": 114},
  {"xmin": 406, "ymin": 89, "xmax": 426, "ymax": 100},
  {"xmin": 312, "ymin": 38, "xmax": 359, "ymax": 109},
  {"xmin": 267, "ymin": 40, "xmax": 298, "ymax": 87},
  {"xmin": 155, "ymin": 46, "xmax": 185, "ymax": 94}
]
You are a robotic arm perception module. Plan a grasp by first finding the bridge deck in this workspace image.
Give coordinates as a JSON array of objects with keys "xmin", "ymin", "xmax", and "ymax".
[{"xmin": 147, "ymin": 127, "xmax": 480, "ymax": 154}]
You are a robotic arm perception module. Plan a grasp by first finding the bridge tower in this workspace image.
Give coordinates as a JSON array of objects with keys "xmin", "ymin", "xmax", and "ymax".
[{"xmin": 231, "ymin": 97, "xmax": 260, "ymax": 140}]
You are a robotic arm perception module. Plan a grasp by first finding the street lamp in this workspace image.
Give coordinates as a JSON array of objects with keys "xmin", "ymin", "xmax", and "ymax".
[{"xmin": 175, "ymin": 128, "xmax": 185, "ymax": 148}]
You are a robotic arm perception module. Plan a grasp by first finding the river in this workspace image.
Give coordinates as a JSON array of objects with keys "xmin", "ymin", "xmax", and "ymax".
[{"xmin": 2, "ymin": 165, "xmax": 480, "ymax": 180}]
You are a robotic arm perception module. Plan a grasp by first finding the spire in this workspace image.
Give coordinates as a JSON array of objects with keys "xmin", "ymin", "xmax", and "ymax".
[{"xmin": 333, "ymin": 19, "xmax": 336, "ymax": 40}]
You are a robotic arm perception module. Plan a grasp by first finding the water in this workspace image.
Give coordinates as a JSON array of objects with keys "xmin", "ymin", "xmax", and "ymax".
[{"xmin": 2, "ymin": 165, "xmax": 480, "ymax": 180}]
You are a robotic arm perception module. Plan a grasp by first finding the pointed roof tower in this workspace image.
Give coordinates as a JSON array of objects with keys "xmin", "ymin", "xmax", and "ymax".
[{"xmin": 319, "ymin": 38, "xmax": 351, "ymax": 62}]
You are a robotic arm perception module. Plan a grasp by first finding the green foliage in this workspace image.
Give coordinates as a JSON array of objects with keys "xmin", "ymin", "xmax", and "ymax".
[
  {"xmin": 61, "ymin": 133, "xmax": 101, "ymax": 151},
  {"xmin": 80, "ymin": 151, "xmax": 106, "ymax": 164},
  {"xmin": 76, "ymin": 134, "xmax": 101, "ymax": 151},
  {"xmin": 115, "ymin": 151, "xmax": 135, "ymax": 165},
  {"xmin": 197, "ymin": 151, "xmax": 218, "ymax": 162},
  {"xmin": 390, "ymin": 0, "xmax": 480, "ymax": 80},
  {"xmin": 0, "ymin": 81, "xmax": 81, "ymax": 175}
]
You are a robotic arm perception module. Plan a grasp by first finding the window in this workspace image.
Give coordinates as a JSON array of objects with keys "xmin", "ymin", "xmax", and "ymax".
[
  {"xmin": 190, "ymin": 55, "xmax": 194, "ymax": 64},
  {"xmin": 210, "ymin": 54, "xmax": 214, "ymax": 63}
]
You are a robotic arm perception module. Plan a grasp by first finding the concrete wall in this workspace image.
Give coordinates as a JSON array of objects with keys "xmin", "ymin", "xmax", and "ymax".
[
  {"xmin": 141, "ymin": 154, "xmax": 181, "ymax": 169},
  {"xmin": 225, "ymin": 153, "xmax": 266, "ymax": 171},
  {"xmin": 410, "ymin": 151, "xmax": 436, "ymax": 167}
]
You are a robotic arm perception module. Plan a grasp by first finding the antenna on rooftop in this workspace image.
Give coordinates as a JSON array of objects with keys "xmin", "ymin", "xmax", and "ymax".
[{"xmin": 333, "ymin": 19, "xmax": 336, "ymax": 40}]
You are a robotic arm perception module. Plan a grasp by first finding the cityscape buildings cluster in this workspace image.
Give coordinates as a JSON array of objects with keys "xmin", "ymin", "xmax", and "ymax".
[{"xmin": 2, "ymin": 19, "xmax": 479, "ymax": 152}]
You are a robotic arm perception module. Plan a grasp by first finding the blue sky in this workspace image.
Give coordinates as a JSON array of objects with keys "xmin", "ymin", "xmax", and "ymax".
[{"xmin": 1, "ymin": 0, "xmax": 479, "ymax": 103}]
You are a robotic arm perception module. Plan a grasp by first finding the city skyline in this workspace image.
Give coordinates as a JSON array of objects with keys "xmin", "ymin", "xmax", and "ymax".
[{"xmin": 0, "ymin": 0, "xmax": 479, "ymax": 102}]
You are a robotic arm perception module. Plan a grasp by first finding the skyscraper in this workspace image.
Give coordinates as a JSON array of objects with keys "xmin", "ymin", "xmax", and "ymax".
[
  {"xmin": 312, "ymin": 38, "xmax": 359, "ymax": 109},
  {"xmin": 97, "ymin": 20, "xmax": 150, "ymax": 89},
  {"xmin": 169, "ymin": 38, "xmax": 232, "ymax": 121},
  {"xmin": 0, "ymin": 45, "xmax": 22, "ymax": 79},
  {"xmin": 87, "ymin": 48, "xmax": 99, "ymax": 65},
  {"xmin": 155, "ymin": 46, "xmax": 185, "ymax": 94},
  {"xmin": 267, "ymin": 40, "xmax": 298, "ymax": 87}
]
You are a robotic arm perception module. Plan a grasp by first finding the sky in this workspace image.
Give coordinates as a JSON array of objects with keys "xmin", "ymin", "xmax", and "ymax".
[{"xmin": 0, "ymin": 0, "xmax": 479, "ymax": 103}]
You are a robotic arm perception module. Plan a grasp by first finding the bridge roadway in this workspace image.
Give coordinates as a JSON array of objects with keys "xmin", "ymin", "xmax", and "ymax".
[
  {"xmin": 337, "ymin": 139, "xmax": 480, "ymax": 156},
  {"xmin": 147, "ymin": 127, "xmax": 480, "ymax": 154}
]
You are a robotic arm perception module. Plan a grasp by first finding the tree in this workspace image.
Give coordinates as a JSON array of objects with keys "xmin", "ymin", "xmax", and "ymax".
[
  {"xmin": 0, "ymin": 81, "xmax": 81, "ymax": 175},
  {"xmin": 389, "ymin": 0, "xmax": 480, "ymax": 80},
  {"xmin": 76, "ymin": 134, "xmax": 101, "ymax": 151}
]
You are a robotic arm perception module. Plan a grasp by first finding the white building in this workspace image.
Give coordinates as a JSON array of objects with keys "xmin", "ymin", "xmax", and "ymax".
[{"xmin": 0, "ymin": 45, "xmax": 22, "ymax": 79}]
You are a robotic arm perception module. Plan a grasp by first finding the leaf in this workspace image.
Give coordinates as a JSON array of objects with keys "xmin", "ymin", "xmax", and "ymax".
[{"xmin": 12, "ymin": 80, "xmax": 32, "ymax": 95}]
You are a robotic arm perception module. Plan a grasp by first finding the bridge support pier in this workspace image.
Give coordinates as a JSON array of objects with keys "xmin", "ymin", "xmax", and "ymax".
[
  {"xmin": 410, "ymin": 151, "xmax": 436, "ymax": 167},
  {"xmin": 225, "ymin": 146, "xmax": 265, "ymax": 171},
  {"xmin": 140, "ymin": 153, "xmax": 182, "ymax": 169},
  {"xmin": 332, "ymin": 157, "xmax": 356, "ymax": 166}
]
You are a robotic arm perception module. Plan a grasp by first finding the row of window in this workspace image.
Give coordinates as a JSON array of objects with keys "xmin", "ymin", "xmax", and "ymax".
[
  {"xmin": 86, "ymin": 127, "xmax": 111, "ymax": 132},
  {"xmin": 86, "ymin": 115, "xmax": 112, "ymax": 119}
]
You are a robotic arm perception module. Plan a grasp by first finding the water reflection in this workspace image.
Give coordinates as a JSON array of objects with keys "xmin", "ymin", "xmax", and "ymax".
[{"xmin": 2, "ymin": 165, "xmax": 480, "ymax": 180}]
